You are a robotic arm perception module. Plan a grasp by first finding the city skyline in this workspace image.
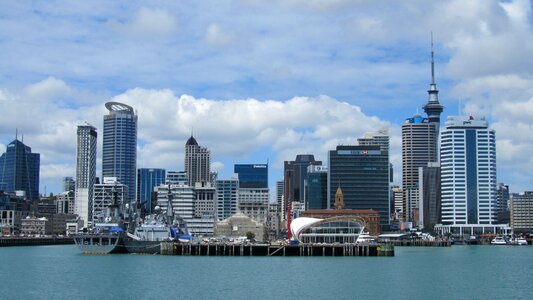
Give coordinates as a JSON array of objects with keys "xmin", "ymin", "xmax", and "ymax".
[{"xmin": 1, "ymin": 1, "xmax": 532, "ymax": 194}]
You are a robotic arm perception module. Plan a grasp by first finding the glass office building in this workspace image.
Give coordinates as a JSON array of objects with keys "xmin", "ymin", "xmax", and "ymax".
[
  {"xmin": 234, "ymin": 164, "xmax": 268, "ymax": 188},
  {"xmin": 328, "ymin": 145, "xmax": 390, "ymax": 226},
  {"xmin": 137, "ymin": 168, "xmax": 166, "ymax": 214},
  {"xmin": 102, "ymin": 102, "xmax": 138, "ymax": 204},
  {"xmin": 0, "ymin": 139, "xmax": 40, "ymax": 200}
]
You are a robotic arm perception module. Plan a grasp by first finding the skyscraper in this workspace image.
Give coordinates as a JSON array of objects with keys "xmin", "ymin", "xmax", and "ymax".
[
  {"xmin": 75, "ymin": 123, "xmax": 97, "ymax": 227},
  {"xmin": 284, "ymin": 155, "xmax": 321, "ymax": 220},
  {"xmin": 184, "ymin": 135, "xmax": 210, "ymax": 186},
  {"xmin": 0, "ymin": 138, "xmax": 40, "ymax": 200},
  {"xmin": 439, "ymin": 116, "xmax": 497, "ymax": 233},
  {"xmin": 328, "ymin": 145, "xmax": 390, "ymax": 226},
  {"xmin": 137, "ymin": 168, "xmax": 166, "ymax": 214},
  {"xmin": 402, "ymin": 114, "xmax": 438, "ymax": 223},
  {"xmin": 102, "ymin": 102, "xmax": 137, "ymax": 204}
]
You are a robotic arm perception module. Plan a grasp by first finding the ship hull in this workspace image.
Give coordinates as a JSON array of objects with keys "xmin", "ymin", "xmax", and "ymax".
[
  {"xmin": 123, "ymin": 240, "xmax": 163, "ymax": 254},
  {"xmin": 73, "ymin": 234, "xmax": 126, "ymax": 254}
]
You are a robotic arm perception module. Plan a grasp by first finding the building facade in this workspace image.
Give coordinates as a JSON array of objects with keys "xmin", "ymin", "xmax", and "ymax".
[
  {"xmin": 137, "ymin": 168, "xmax": 166, "ymax": 214},
  {"xmin": 510, "ymin": 192, "xmax": 533, "ymax": 233},
  {"xmin": 419, "ymin": 162, "xmax": 441, "ymax": 229},
  {"xmin": 328, "ymin": 145, "xmax": 390, "ymax": 227},
  {"xmin": 216, "ymin": 177, "xmax": 239, "ymax": 221},
  {"xmin": 75, "ymin": 123, "xmax": 97, "ymax": 228},
  {"xmin": 234, "ymin": 164, "xmax": 268, "ymax": 188},
  {"xmin": 306, "ymin": 165, "xmax": 328, "ymax": 210},
  {"xmin": 92, "ymin": 177, "xmax": 128, "ymax": 224},
  {"xmin": 402, "ymin": 114, "xmax": 438, "ymax": 224},
  {"xmin": 56, "ymin": 191, "xmax": 75, "ymax": 215},
  {"xmin": 62, "ymin": 177, "xmax": 75, "ymax": 192},
  {"xmin": 102, "ymin": 102, "xmax": 137, "ymax": 204},
  {"xmin": 184, "ymin": 135, "xmax": 210, "ymax": 186},
  {"xmin": 238, "ymin": 188, "xmax": 269, "ymax": 225},
  {"xmin": 0, "ymin": 138, "xmax": 40, "ymax": 200},
  {"xmin": 438, "ymin": 116, "xmax": 498, "ymax": 235}
]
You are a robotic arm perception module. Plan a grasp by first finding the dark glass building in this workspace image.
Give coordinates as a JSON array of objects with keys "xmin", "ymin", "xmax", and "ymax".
[
  {"xmin": 306, "ymin": 165, "xmax": 328, "ymax": 210},
  {"xmin": 420, "ymin": 162, "xmax": 441, "ymax": 229},
  {"xmin": 234, "ymin": 164, "xmax": 268, "ymax": 188},
  {"xmin": 137, "ymin": 168, "xmax": 166, "ymax": 214},
  {"xmin": 283, "ymin": 155, "xmax": 321, "ymax": 216},
  {"xmin": 102, "ymin": 102, "xmax": 138, "ymax": 204},
  {"xmin": 328, "ymin": 145, "xmax": 390, "ymax": 226},
  {"xmin": 0, "ymin": 139, "xmax": 40, "ymax": 200}
]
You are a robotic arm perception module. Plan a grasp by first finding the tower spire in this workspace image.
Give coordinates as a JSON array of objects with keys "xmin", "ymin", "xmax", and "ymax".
[
  {"xmin": 431, "ymin": 31, "xmax": 435, "ymax": 85},
  {"xmin": 423, "ymin": 32, "xmax": 444, "ymax": 131}
]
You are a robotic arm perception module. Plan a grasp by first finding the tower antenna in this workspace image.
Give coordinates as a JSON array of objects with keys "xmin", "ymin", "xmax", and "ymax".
[{"xmin": 431, "ymin": 31, "xmax": 435, "ymax": 85}]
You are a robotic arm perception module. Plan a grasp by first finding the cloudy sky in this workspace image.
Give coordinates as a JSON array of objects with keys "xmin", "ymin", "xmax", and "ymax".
[{"xmin": 1, "ymin": 0, "xmax": 532, "ymax": 195}]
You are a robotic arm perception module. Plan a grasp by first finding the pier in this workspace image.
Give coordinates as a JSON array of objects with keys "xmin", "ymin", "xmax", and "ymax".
[{"xmin": 160, "ymin": 242, "xmax": 394, "ymax": 257}]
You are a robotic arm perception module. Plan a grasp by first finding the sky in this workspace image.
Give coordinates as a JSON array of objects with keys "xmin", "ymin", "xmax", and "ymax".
[{"xmin": 1, "ymin": 0, "xmax": 533, "ymax": 196}]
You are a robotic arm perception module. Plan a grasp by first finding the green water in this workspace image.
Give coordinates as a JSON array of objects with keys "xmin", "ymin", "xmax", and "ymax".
[{"xmin": 0, "ymin": 245, "xmax": 531, "ymax": 299}]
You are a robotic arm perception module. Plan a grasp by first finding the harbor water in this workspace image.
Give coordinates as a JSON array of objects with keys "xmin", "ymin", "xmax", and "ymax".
[{"xmin": 0, "ymin": 245, "xmax": 531, "ymax": 299}]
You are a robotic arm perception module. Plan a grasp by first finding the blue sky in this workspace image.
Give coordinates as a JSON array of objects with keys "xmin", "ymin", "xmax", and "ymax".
[{"xmin": 1, "ymin": 0, "xmax": 533, "ymax": 195}]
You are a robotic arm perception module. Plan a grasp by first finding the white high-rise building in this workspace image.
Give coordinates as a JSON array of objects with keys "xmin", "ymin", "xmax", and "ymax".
[
  {"xmin": 436, "ymin": 116, "xmax": 507, "ymax": 237},
  {"xmin": 156, "ymin": 184, "xmax": 195, "ymax": 220},
  {"xmin": 74, "ymin": 123, "xmax": 97, "ymax": 228}
]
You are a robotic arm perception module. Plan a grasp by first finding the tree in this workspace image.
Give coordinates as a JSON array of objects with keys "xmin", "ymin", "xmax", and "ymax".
[{"xmin": 246, "ymin": 231, "xmax": 255, "ymax": 240}]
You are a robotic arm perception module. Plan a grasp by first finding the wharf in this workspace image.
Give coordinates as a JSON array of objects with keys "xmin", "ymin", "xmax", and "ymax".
[
  {"xmin": 0, "ymin": 237, "xmax": 74, "ymax": 247},
  {"xmin": 160, "ymin": 242, "xmax": 394, "ymax": 257},
  {"xmin": 385, "ymin": 240, "xmax": 451, "ymax": 247}
]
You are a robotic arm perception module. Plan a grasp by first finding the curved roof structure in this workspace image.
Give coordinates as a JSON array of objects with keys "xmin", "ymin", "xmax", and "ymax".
[
  {"xmin": 290, "ymin": 216, "xmax": 367, "ymax": 243},
  {"xmin": 105, "ymin": 101, "xmax": 135, "ymax": 114},
  {"xmin": 290, "ymin": 217, "xmax": 322, "ymax": 240}
]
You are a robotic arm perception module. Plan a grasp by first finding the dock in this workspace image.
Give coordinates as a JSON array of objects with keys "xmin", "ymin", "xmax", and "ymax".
[{"xmin": 160, "ymin": 242, "xmax": 394, "ymax": 257}]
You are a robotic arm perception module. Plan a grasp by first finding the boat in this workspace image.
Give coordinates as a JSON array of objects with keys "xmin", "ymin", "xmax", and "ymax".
[
  {"xmin": 74, "ymin": 187, "xmax": 126, "ymax": 254},
  {"xmin": 510, "ymin": 237, "xmax": 528, "ymax": 245},
  {"xmin": 490, "ymin": 236, "xmax": 507, "ymax": 245},
  {"xmin": 123, "ymin": 185, "xmax": 191, "ymax": 254},
  {"xmin": 356, "ymin": 232, "xmax": 377, "ymax": 244}
]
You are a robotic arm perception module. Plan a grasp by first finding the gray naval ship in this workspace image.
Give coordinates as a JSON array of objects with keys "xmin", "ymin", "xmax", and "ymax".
[
  {"xmin": 74, "ymin": 185, "xmax": 190, "ymax": 254},
  {"xmin": 73, "ymin": 188, "xmax": 127, "ymax": 254},
  {"xmin": 124, "ymin": 193, "xmax": 191, "ymax": 254}
]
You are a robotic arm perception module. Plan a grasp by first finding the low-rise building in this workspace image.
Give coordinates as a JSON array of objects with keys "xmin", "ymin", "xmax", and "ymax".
[
  {"xmin": 214, "ymin": 213, "xmax": 266, "ymax": 242},
  {"xmin": 510, "ymin": 192, "xmax": 533, "ymax": 233},
  {"xmin": 20, "ymin": 216, "xmax": 52, "ymax": 236}
]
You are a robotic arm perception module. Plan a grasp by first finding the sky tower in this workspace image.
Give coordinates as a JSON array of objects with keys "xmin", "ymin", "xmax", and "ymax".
[{"xmin": 423, "ymin": 34, "xmax": 444, "ymax": 133}]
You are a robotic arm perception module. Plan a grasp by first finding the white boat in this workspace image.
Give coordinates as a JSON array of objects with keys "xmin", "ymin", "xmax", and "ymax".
[
  {"xmin": 510, "ymin": 237, "xmax": 528, "ymax": 245},
  {"xmin": 491, "ymin": 236, "xmax": 507, "ymax": 245}
]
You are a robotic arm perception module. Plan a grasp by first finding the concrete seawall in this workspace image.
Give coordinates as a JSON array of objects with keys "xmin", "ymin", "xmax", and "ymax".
[{"xmin": 0, "ymin": 237, "xmax": 74, "ymax": 247}]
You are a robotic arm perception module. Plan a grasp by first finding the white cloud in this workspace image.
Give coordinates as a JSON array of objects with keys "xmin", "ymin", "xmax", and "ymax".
[
  {"xmin": 23, "ymin": 77, "xmax": 72, "ymax": 100},
  {"xmin": 109, "ymin": 7, "xmax": 178, "ymax": 37}
]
